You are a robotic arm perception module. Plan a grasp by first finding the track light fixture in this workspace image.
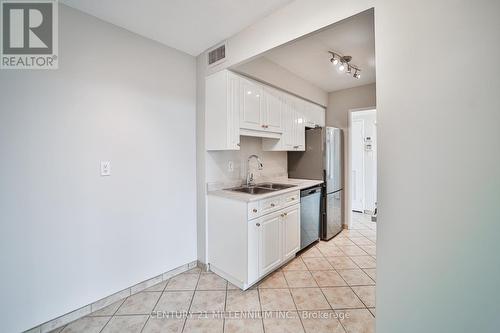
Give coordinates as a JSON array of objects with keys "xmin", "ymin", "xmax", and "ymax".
[{"xmin": 329, "ymin": 51, "xmax": 361, "ymax": 79}]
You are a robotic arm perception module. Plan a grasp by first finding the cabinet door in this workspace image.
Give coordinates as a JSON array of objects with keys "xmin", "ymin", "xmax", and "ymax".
[
  {"xmin": 240, "ymin": 78, "xmax": 263, "ymax": 131},
  {"xmin": 282, "ymin": 205, "xmax": 300, "ymax": 260},
  {"xmin": 227, "ymin": 73, "xmax": 241, "ymax": 149},
  {"xmin": 258, "ymin": 214, "xmax": 282, "ymax": 276},
  {"xmin": 282, "ymin": 100, "xmax": 296, "ymax": 150},
  {"xmin": 263, "ymin": 88, "xmax": 283, "ymax": 133},
  {"xmin": 294, "ymin": 111, "xmax": 305, "ymax": 151}
]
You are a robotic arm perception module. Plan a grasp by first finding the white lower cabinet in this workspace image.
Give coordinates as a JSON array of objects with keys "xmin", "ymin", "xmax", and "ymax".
[
  {"xmin": 249, "ymin": 204, "xmax": 300, "ymax": 279},
  {"xmin": 208, "ymin": 191, "xmax": 301, "ymax": 289},
  {"xmin": 257, "ymin": 214, "xmax": 282, "ymax": 276},
  {"xmin": 282, "ymin": 206, "xmax": 300, "ymax": 260}
]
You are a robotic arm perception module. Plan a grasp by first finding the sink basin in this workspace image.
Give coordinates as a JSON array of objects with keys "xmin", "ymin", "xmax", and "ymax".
[
  {"xmin": 227, "ymin": 183, "xmax": 297, "ymax": 195},
  {"xmin": 256, "ymin": 183, "xmax": 297, "ymax": 190},
  {"xmin": 228, "ymin": 186, "xmax": 277, "ymax": 194}
]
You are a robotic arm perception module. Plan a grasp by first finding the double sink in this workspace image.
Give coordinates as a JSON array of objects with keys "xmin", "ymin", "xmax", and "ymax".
[{"xmin": 228, "ymin": 183, "xmax": 297, "ymax": 195}]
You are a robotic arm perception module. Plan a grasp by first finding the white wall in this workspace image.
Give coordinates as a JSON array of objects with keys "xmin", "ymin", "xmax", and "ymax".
[
  {"xmin": 206, "ymin": 136, "xmax": 287, "ymax": 187},
  {"xmin": 234, "ymin": 57, "xmax": 328, "ymax": 106},
  {"xmin": 327, "ymin": 84, "xmax": 376, "ymax": 224},
  {"xmin": 376, "ymin": 0, "xmax": 500, "ymax": 332},
  {"xmin": 0, "ymin": 6, "xmax": 197, "ymax": 332}
]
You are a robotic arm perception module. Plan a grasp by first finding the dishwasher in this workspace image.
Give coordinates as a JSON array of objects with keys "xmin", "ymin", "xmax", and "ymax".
[{"xmin": 300, "ymin": 186, "xmax": 322, "ymax": 250}]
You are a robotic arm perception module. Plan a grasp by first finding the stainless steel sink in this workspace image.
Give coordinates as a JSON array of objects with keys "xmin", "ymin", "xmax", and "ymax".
[
  {"xmin": 228, "ymin": 186, "xmax": 276, "ymax": 194},
  {"xmin": 255, "ymin": 183, "xmax": 297, "ymax": 190},
  {"xmin": 227, "ymin": 183, "xmax": 297, "ymax": 195}
]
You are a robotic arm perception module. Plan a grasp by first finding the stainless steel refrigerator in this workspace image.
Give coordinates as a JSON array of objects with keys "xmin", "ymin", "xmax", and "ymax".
[{"xmin": 288, "ymin": 127, "xmax": 344, "ymax": 240}]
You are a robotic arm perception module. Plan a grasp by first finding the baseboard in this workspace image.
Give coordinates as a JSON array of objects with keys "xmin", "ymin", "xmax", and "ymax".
[{"xmin": 25, "ymin": 260, "xmax": 198, "ymax": 333}]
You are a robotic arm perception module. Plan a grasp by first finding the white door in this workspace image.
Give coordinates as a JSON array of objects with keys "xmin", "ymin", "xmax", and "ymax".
[
  {"xmin": 282, "ymin": 205, "xmax": 300, "ymax": 260},
  {"xmin": 263, "ymin": 88, "xmax": 283, "ymax": 133},
  {"xmin": 351, "ymin": 119, "xmax": 365, "ymax": 212},
  {"xmin": 240, "ymin": 78, "xmax": 263, "ymax": 131},
  {"xmin": 258, "ymin": 214, "xmax": 282, "ymax": 276}
]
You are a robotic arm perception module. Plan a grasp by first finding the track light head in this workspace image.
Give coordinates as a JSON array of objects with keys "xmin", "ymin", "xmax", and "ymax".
[{"xmin": 329, "ymin": 51, "xmax": 361, "ymax": 79}]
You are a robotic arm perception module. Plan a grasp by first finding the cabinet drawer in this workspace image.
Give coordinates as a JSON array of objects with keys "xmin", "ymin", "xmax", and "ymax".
[
  {"xmin": 282, "ymin": 192, "xmax": 299, "ymax": 207},
  {"xmin": 260, "ymin": 196, "xmax": 281, "ymax": 215},
  {"xmin": 247, "ymin": 190, "xmax": 301, "ymax": 220},
  {"xmin": 248, "ymin": 201, "xmax": 260, "ymax": 220}
]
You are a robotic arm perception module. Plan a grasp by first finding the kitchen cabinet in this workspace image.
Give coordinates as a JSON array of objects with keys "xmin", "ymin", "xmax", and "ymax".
[
  {"xmin": 262, "ymin": 98, "xmax": 305, "ymax": 151},
  {"xmin": 301, "ymin": 101, "xmax": 325, "ymax": 128},
  {"xmin": 257, "ymin": 214, "xmax": 282, "ymax": 276},
  {"xmin": 262, "ymin": 87, "xmax": 283, "ymax": 133},
  {"xmin": 205, "ymin": 69, "xmax": 323, "ymax": 151},
  {"xmin": 239, "ymin": 78, "xmax": 283, "ymax": 136},
  {"xmin": 207, "ymin": 190, "xmax": 300, "ymax": 289},
  {"xmin": 239, "ymin": 77, "xmax": 263, "ymax": 131},
  {"xmin": 205, "ymin": 70, "xmax": 240, "ymax": 150},
  {"xmin": 282, "ymin": 205, "xmax": 300, "ymax": 260}
]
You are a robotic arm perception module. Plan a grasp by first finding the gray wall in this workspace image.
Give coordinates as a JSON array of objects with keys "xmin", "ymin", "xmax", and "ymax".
[
  {"xmin": 375, "ymin": 0, "xmax": 500, "ymax": 332},
  {"xmin": 327, "ymin": 83, "xmax": 376, "ymax": 225},
  {"xmin": 327, "ymin": 83, "xmax": 376, "ymax": 128},
  {"xmin": 0, "ymin": 6, "xmax": 197, "ymax": 332}
]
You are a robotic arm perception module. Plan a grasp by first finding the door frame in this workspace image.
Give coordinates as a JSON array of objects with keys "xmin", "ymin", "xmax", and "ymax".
[{"xmin": 347, "ymin": 107, "xmax": 376, "ymax": 229}]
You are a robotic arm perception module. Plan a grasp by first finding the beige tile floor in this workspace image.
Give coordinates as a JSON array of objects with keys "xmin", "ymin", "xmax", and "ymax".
[{"xmin": 51, "ymin": 213, "xmax": 376, "ymax": 333}]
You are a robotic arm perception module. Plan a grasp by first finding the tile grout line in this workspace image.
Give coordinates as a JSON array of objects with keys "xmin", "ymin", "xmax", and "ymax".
[
  {"xmin": 181, "ymin": 272, "xmax": 201, "ymax": 333},
  {"xmin": 138, "ymin": 282, "xmax": 170, "ymax": 333},
  {"xmin": 97, "ymin": 298, "xmax": 126, "ymax": 333}
]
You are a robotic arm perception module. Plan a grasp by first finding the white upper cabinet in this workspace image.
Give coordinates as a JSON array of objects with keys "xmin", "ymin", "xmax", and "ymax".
[
  {"xmin": 205, "ymin": 70, "xmax": 240, "ymax": 150},
  {"xmin": 262, "ymin": 87, "xmax": 283, "ymax": 133},
  {"xmin": 303, "ymin": 102, "xmax": 326, "ymax": 128},
  {"xmin": 239, "ymin": 78, "xmax": 283, "ymax": 136},
  {"xmin": 205, "ymin": 69, "xmax": 322, "ymax": 151},
  {"xmin": 262, "ymin": 96, "xmax": 305, "ymax": 151},
  {"xmin": 240, "ymin": 77, "xmax": 263, "ymax": 131}
]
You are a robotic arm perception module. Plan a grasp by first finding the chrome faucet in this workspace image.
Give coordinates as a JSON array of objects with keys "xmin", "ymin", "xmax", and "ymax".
[{"xmin": 246, "ymin": 154, "xmax": 263, "ymax": 186}]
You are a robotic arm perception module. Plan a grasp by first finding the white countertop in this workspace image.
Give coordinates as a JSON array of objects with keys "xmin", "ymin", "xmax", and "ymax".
[{"xmin": 208, "ymin": 178, "xmax": 324, "ymax": 202}]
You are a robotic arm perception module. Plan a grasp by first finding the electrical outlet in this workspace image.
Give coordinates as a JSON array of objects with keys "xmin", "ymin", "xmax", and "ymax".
[
  {"xmin": 100, "ymin": 161, "xmax": 111, "ymax": 176},
  {"xmin": 227, "ymin": 160, "xmax": 234, "ymax": 172}
]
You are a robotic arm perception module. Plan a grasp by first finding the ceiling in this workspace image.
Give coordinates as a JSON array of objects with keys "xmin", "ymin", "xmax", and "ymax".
[
  {"xmin": 61, "ymin": 0, "xmax": 293, "ymax": 56},
  {"xmin": 261, "ymin": 9, "xmax": 375, "ymax": 92}
]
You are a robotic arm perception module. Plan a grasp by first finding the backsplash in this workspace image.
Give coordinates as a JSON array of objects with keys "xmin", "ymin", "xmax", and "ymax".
[{"xmin": 206, "ymin": 136, "xmax": 287, "ymax": 190}]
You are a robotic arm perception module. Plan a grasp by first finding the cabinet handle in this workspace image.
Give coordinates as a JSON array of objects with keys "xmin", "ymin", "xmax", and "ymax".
[
  {"xmin": 261, "ymin": 124, "xmax": 266, "ymax": 128},
  {"xmin": 253, "ymin": 208, "xmax": 258, "ymax": 213},
  {"xmin": 265, "ymin": 125, "xmax": 269, "ymax": 128},
  {"xmin": 280, "ymin": 213, "xmax": 285, "ymax": 217},
  {"xmin": 293, "ymin": 145, "xmax": 299, "ymax": 149},
  {"xmin": 291, "ymin": 197, "xmax": 295, "ymax": 200},
  {"xmin": 256, "ymin": 223, "xmax": 261, "ymax": 227},
  {"xmin": 270, "ymin": 203, "xmax": 275, "ymax": 207},
  {"xmin": 284, "ymin": 212, "xmax": 288, "ymax": 216},
  {"xmin": 236, "ymin": 143, "xmax": 240, "ymax": 147}
]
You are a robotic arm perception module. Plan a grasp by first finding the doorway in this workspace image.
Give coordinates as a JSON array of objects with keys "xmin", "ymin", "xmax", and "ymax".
[{"xmin": 349, "ymin": 108, "xmax": 377, "ymax": 226}]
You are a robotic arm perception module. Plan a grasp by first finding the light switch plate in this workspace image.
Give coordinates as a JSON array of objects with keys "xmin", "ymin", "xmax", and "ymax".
[{"xmin": 100, "ymin": 161, "xmax": 111, "ymax": 176}]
